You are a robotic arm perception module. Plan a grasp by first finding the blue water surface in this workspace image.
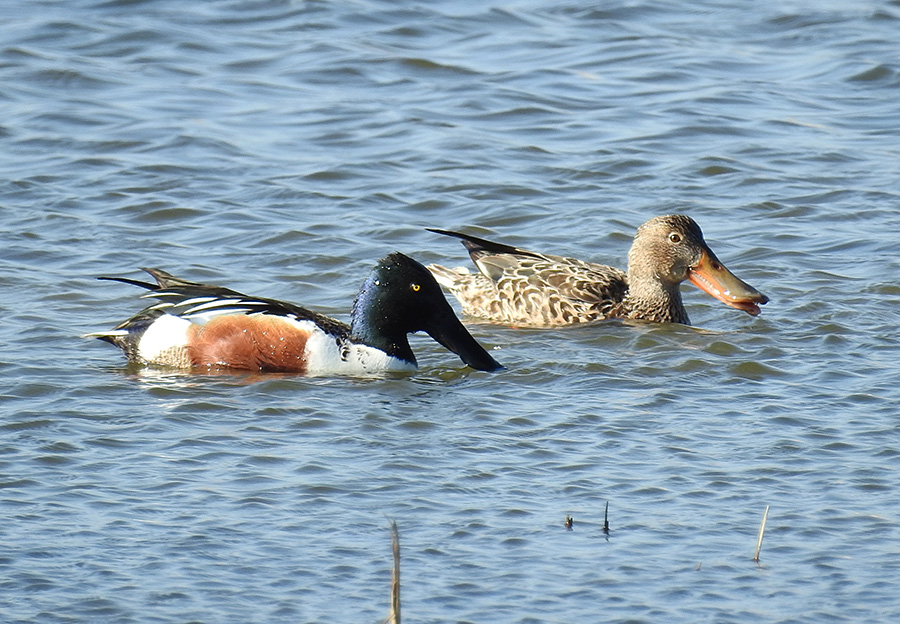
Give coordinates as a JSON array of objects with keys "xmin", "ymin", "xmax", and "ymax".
[{"xmin": 1, "ymin": 1, "xmax": 899, "ymax": 622}]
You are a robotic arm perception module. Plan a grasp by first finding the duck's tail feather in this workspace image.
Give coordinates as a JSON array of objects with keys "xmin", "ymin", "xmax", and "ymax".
[{"xmin": 426, "ymin": 228, "xmax": 541, "ymax": 259}]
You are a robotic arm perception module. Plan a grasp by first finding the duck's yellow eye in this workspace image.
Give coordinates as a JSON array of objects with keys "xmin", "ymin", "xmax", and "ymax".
[
  {"xmin": 411, "ymin": 283, "xmax": 420, "ymax": 292},
  {"xmin": 669, "ymin": 232, "xmax": 682, "ymax": 243}
]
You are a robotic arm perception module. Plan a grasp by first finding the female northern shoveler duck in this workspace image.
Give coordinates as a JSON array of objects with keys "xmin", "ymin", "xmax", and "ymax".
[
  {"xmin": 426, "ymin": 215, "xmax": 768, "ymax": 327},
  {"xmin": 85, "ymin": 252, "xmax": 502, "ymax": 374}
]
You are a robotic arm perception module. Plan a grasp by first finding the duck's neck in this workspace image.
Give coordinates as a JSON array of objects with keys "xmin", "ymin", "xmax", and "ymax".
[
  {"xmin": 622, "ymin": 276, "xmax": 690, "ymax": 324},
  {"xmin": 350, "ymin": 319, "xmax": 417, "ymax": 364},
  {"xmin": 349, "ymin": 280, "xmax": 417, "ymax": 365}
]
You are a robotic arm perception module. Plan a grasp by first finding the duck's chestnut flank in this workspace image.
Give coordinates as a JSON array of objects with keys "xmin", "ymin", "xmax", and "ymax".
[{"xmin": 187, "ymin": 315, "xmax": 312, "ymax": 372}]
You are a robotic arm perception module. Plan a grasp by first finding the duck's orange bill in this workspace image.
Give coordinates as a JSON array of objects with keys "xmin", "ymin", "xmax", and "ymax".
[{"xmin": 688, "ymin": 250, "xmax": 769, "ymax": 316}]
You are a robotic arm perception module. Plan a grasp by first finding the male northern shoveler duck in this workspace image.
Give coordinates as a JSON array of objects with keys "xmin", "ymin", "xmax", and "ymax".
[
  {"xmin": 85, "ymin": 252, "xmax": 502, "ymax": 374},
  {"xmin": 426, "ymin": 215, "xmax": 768, "ymax": 327}
]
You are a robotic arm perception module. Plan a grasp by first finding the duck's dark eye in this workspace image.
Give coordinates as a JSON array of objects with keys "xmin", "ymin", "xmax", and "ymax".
[
  {"xmin": 411, "ymin": 283, "xmax": 421, "ymax": 292},
  {"xmin": 669, "ymin": 232, "xmax": 682, "ymax": 243}
]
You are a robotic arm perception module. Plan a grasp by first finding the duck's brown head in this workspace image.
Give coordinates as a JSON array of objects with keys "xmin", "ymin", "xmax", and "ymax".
[{"xmin": 629, "ymin": 215, "xmax": 769, "ymax": 316}]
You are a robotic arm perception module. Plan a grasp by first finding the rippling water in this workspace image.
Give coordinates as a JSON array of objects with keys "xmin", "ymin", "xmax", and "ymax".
[{"xmin": 2, "ymin": 1, "xmax": 900, "ymax": 622}]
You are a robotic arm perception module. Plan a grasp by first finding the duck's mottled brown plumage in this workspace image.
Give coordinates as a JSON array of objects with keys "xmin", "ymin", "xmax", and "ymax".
[{"xmin": 427, "ymin": 215, "xmax": 768, "ymax": 327}]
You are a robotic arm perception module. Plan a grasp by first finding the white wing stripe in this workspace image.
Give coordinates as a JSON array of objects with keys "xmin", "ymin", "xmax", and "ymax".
[
  {"xmin": 181, "ymin": 298, "xmax": 246, "ymax": 314},
  {"xmin": 173, "ymin": 296, "xmax": 218, "ymax": 308},
  {"xmin": 184, "ymin": 308, "xmax": 253, "ymax": 320}
]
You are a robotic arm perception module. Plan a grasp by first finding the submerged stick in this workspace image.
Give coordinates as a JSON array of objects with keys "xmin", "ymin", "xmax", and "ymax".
[
  {"xmin": 387, "ymin": 520, "xmax": 401, "ymax": 624},
  {"xmin": 603, "ymin": 501, "xmax": 610, "ymax": 535},
  {"xmin": 753, "ymin": 505, "xmax": 770, "ymax": 563}
]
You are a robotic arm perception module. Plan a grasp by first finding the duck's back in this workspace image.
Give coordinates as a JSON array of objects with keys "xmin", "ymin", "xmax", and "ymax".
[{"xmin": 429, "ymin": 252, "xmax": 629, "ymax": 327}]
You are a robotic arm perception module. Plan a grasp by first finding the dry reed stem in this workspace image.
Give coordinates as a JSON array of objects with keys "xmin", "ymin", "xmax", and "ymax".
[
  {"xmin": 387, "ymin": 521, "xmax": 401, "ymax": 624},
  {"xmin": 754, "ymin": 505, "xmax": 770, "ymax": 563}
]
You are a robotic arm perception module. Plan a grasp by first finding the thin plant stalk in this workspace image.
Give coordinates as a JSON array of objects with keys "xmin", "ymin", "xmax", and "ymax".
[
  {"xmin": 754, "ymin": 505, "xmax": 770, "ymax": 563},
  {"xmin": 387, "ymin": 521, "xmax": 401, "ymax": 624}
]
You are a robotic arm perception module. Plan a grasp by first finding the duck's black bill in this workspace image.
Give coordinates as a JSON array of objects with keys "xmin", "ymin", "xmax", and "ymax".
[{"xmin": 426, "ymin": 312, "xmax": 503, "ymax": 372}]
